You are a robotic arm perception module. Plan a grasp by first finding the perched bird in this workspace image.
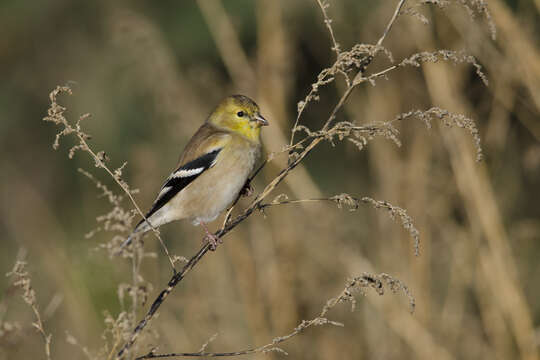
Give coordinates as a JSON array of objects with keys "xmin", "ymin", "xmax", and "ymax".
[{"xmin": 124, "ymin": 95, "xmax": 268, "ymax": 250}]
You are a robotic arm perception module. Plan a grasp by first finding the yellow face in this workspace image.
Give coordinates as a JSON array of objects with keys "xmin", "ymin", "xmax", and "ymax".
[{"xmin": 208, "ymin": 95, "xmax": 268, "ymax": 142}]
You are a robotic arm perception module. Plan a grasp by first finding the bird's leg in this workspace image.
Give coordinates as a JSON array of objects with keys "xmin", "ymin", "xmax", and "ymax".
[{"xmin": 201, "ymin": 222, "xmax": 222, "ymax": 251}]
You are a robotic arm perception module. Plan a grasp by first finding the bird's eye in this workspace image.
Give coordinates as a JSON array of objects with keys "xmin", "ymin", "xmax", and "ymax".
[{"xmin": 237, "ymin": 111, "xmax": 244, "ymax": 117}]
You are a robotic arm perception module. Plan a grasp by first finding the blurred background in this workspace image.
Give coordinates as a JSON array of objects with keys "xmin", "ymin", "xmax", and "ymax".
[{"xmin": 1, "ymin": 0, "xmax": 540, "ymax": 359}]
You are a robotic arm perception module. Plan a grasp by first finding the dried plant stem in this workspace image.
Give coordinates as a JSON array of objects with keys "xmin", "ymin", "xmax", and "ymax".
[
  {"xmin": 31, "ymin": 302, "xmax": 52, "ymax": 360},
  {"xmin": 315, "ymin": 0, "xmax": 341, "ymax": 57},
  {"xmin": 116, "ymin": 243, "xmax": 210, "ymax": 359},
  {"xmin": 131, "ymin": 245, "xmax": 141, "ymax": 338},
  {"xmin": 321, "ymin": 80, "xmax": 363, "ymax": 132},
  {"xmin": 81, "ymin": 139, "xmax": 175, "ymax": 270},
  {"xmin": 44, "ymin": 86, "xmax": 176, "ymax": 271},
  {"xmin": 352, "ymin": 0, "xmax": 406, "ymax": 81},
  {"xmin": 7, "ymin": 259, "xmax": 52, "ymax": 360},
  {"xmin": 107, "ymin": 337, "xmax": 123, "ymax": 360},
  {"xmin": 355, "ymin": 64, "xmax": 398, "ymax": 85},
  {"xmin": 291, "ymin": 0, "xmax": 407, "ymax": 147},
  {"xmin": 135, "ymin": 273, "xmax": 413, "ymax": 359},
  {"xmin": 377, "ymin": 0, "xmax": 407, "ymax": 47},
  {"xmin": 324, "ymin": 0, "xmax": 407, "ymax": 132},
  {"xmin": 260, "ymin": 194, "xmax": 420, "ymax": 255}
]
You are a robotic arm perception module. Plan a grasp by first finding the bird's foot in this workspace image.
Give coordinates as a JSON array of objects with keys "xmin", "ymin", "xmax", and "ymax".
[
  {"xmin": 203, "ymin": 233, "xmax": 222, "ymax": 251},
  {"xmin": 201, "ymin": 222, "xmax": 222, "ymax": 251},
  {"xmin": 240, "ymin": 181, "xmax": 254, "ymax": 197}
]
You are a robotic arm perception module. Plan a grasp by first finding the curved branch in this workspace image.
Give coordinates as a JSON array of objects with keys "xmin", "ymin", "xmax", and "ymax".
[{"xmin": 135, "ymin": 273, "xmax": 414, "ymax": 359}]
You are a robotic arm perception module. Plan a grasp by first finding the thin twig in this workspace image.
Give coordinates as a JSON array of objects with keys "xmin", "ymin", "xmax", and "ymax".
[
  {"xmin": 323, "ymin": 0, "xmax": 407, "ymax": 131},
  {"xmin": 6, "ymin": 258, "xmax": 53, "ymax": 360},
  {"xmin": 80, "ymin": 135, "xmax": 175, "ymax": 271},
  {"xmin": 352, "ymin": 0, "xmax": 407, "ymax": 82},
  {"xmin": 315, "ymin": 0, "xmax": 341, "ymax": 57},
  {"xmin": 354, "ymin": 64, "xmax": 399, "ymax": 86},
  {"xmin": 44, "ymin": 86, "xmax": 177, "ymax": 272},
  {"xmin": 376, "ymin": 0, "xmax": 407, "ymax": 47},
  {"xmin": 135, "ymin": 273, "xmax": 414, "ymax": 359},
  {"xmin": 259, "ymin": 194, "xmax": 420, "ymax": 255},
  {"xmin": 289, "ymin": 0, "xmax": 346, "ymax": 147}
]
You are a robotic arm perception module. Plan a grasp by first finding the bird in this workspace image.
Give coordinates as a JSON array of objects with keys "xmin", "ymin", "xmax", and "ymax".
[{"xmin": 123, "ymin": 95, "xmax": 268, "ymax": 250}]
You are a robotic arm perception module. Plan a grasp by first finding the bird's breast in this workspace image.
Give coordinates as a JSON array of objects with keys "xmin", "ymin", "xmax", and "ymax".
[{"xmin": 171, "ymin": 138, "xmax": 261, "ymax": 225}]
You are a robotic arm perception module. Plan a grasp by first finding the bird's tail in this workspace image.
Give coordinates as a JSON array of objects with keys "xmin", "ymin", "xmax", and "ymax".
[
  {"xmin": 117, "ymin": 218, "xmax": 150, "ymax": 254},
  {"xmin": 119, "ymin": 232, "xmax": 136, "ymax": 250}
]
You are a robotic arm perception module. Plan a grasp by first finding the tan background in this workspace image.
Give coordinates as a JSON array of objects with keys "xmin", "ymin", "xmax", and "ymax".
[{"xmin": 1, "ymin": 0, "xmax": 540, "ymax": 359}]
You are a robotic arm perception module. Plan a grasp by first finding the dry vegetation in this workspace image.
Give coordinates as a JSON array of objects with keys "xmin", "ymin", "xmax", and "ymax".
[{"xmin": 1, "ymin": 0, "xmax": 539, "ymax": 359}]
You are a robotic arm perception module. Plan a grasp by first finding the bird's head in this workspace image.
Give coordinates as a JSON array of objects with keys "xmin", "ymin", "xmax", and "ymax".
[{"xmin": 208, "ymin": 95, "xmax": 268, "ymax": 142}]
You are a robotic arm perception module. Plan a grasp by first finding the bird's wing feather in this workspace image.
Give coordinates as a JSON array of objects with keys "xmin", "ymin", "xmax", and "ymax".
[
  {"xmin": 177, "ymin": 123, "xmax": 230, "ymax": 165},
  {"xmin": 140, "ymin": 125, "xmax": 231, "ymax": 223}
]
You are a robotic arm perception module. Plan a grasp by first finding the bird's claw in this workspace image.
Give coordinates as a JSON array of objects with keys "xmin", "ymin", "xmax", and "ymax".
[
  {"xmin": 204, "ymin": 233, "xmax": 222, "ymax": 251},
  {"xmin": 240, "ymin": 181, "xmax": 254, "ymax": 197}
]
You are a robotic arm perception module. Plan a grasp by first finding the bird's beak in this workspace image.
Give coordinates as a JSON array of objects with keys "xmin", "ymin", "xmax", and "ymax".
[{"xmin": 253, "ymin": 113, "xmax": 269, "ymax": 126}]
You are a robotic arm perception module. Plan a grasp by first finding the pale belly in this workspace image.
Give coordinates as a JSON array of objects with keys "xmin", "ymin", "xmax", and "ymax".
[{"xmin": 187, "ymin": 167, "xmax": 249, "ymax": 225}]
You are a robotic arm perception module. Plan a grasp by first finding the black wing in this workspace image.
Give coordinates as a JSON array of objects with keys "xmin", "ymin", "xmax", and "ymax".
[{"xmin": 137, "ymin": 148, "xmax": 222, "ymax": 226}]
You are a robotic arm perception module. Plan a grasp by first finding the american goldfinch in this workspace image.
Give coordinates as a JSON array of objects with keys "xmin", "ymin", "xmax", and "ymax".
[{"xmin": 124, "ymin": 95, "xmax": 268, "ymax": 250}]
